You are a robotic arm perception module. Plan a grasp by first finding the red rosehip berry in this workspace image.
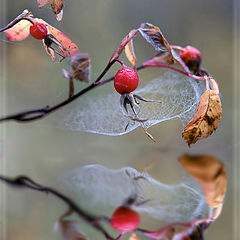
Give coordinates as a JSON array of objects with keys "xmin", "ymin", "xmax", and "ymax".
[
  {"xmin": 30, "ymin": 22, "xmax": 48, "ymax": 40},
  {"xmin": 114, "ymin": 67, "xmax": 139, "ymax": 95},
  {"xmin": 179, "ymin": 46, "xmax": 202, "ymax": 73},
  {"xmin": 110, "ymin": 206, "xmax": 140, "ymax": 232}
]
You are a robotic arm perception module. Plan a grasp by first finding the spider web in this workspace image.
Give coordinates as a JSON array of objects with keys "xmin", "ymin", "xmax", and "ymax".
[
  {"xmin": 60, "ymin": 164, "xmax": 209, "ymax": 224},
  {"xmin": 56, "ymin": 71, "xmax": 205, "ymax": 135}
]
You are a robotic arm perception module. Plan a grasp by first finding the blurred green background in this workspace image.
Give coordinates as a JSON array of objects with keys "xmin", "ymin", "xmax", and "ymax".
[{"xmin": 0, "ymin": 0, "xmax": 234, "ymax": 239}]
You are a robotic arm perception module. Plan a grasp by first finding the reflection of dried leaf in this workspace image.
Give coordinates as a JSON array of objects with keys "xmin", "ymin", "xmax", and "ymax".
[
  {"xmin": 182, "ymin": 90, "xmax": 222, "ymax": 146},
  {"xmin": 125, "ymin": 39, "xmax": 137, "ymax": 68},
  {"xmin": 143, "ymin": 222, "xmax": 195, "ymax": 240},
  {"xmin": 54, "ymin": 209, "xmax": 88, "ymax": 240},
  {"xmin": 37, "ymin": 0, "xmax": 63, "ymax": 21},
  {"xmin": 54, "ymin": 220, "xmax": 88, "ymax": 240},
  {"xmin": 70, "ymin": 53, "xmax": 90, "ymax": 83},
  {"xmin": 129, "ymin": 232, "xmax": 139, "ymax": 240},
  {"xmin": 143, "ymin": 220, "xmax": 209, "ymax": 240},
  {"xmin": 179, "ymin": 154, "xmax": 227, "ymax": 209},
  {"xmin": 110, "ymin": 29, "xmax": 139, "ymax": 63}
]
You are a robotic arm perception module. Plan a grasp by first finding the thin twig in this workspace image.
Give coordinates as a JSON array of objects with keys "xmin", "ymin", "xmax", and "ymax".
[{"xmin": 0, "ymin": 64, "xmax": 144, "ymax": 122}]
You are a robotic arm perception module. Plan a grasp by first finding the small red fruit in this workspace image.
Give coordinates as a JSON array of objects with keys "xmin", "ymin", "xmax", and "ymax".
[
  {"xmin": 179, "ymin": 46, "xmax": 202, "ymax": 73},
  {"xmin": 110, "ymin": 206, "xmax": 140, "ymax": 232},
  {"xmin": 30, "ymin": 22, "xmax": 48, "ymax": 40},
  {"xmin": 114, "ymin": 67, "xmax": 139, "ymax": 95}
]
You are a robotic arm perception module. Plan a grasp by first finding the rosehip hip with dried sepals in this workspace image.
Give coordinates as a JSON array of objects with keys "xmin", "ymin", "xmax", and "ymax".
[
  {"xmin": 114, "ymin": 67, "xmax": 139, "ymax": 95},
  {"xmin": 110, "ymin": 206, "xmax": 140, "ymax": 232},
  {"xmin": 179, "ymin": 46, "xmax": 202, "ymax": 73},
  {"xmin": 30, "ymin": 22, "xmax": 48, "ymax": 40}
]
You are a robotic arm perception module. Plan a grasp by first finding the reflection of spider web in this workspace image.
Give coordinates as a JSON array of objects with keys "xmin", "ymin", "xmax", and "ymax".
[
  {"xmin": 61, "ymin": 164, "xmax": 209, "ymax": 224},
  {"xmin": 57, "ymin": 71, "xmax": 205, "ymax": 135}
]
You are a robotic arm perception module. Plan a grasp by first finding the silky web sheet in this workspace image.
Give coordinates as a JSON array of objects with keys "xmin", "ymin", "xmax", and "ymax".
[
  {"xmin": 61, "ymin": 165, "xmax": 209, "ymax": 223},
  {"xmin": 57, "ymin": 72, "xmax": 205, "ymax": 135}
]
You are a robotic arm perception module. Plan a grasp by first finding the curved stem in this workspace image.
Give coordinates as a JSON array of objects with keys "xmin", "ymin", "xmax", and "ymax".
[
  {"xmin": 0, "ymin": 17, "xmax": 34, "ymax": 32},
  {"xmin": 143, "ymin": 62, "xmax": 209, "ymax": 81}
]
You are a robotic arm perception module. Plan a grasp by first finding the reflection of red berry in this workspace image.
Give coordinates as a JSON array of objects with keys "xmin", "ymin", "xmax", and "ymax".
[
  {"xmin": 179, "ymin": 46, "xmax": 202, "ymax": 73},
  {"xmin": 110, "ymin": 206, "xmax": 140, "ymax": 232},
  {"xmin": 114, "ymin": 67, "xmax": 139, "ymax": 95},
  {"xmin": 30, "ymin": 23, "xmax": 48, "ymax": 40}
]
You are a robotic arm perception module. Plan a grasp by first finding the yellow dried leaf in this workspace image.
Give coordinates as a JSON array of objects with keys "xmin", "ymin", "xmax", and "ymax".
[
  {"xmin": 129, "ymin": 232, "xmax": 139, "ymax": 240},
  {"xmin": 125, "ymin": 39, "xmax": 137, "ymax": 68},
  {"xmin": 182, "ymin": 89, "xmax": 222, "ymax": 146},
  {"xmin": 179, "ymin": 154, "xmax": 227, "ymax": 209}
]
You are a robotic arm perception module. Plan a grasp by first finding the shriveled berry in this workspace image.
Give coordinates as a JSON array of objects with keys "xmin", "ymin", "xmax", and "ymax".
[
  {"xmin": 179, "ymin": 46, "xmax": 202, "ymax": 73},
  {"xmin": 30, "ymin": 22, "xmax": 48, "ymax": 40},
  {"xmin": 114, "ymin": 67, "xmax": 139, "ymax": 95},
  {"xmin": 110, "ymin": 206, "xmax": 140, "ymax": 232}
]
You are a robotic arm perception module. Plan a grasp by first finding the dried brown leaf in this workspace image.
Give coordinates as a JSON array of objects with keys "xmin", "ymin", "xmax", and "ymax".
[
  {"xmin": 179, "ymin": 154, "xmax": 227, "ymax": 209},
  {"xmin": 182, "ymin": 90, "xmax": 222, "ymax": 146},
  {"xmin": 70, "ymin": 53, "xmax": 90, "ymax": 83},
  {"xmin": 37, "ymin": 0, "xmax": 63, "ymax": 21},
  {"xmin": 140, "ymin": 23, "xmax": 190, "ymax": 73},
  {"xmin": 125, "ymin": 39, "xmax": 137, "ymax": 68},
  {"xmin": 139, "ymin": 23, "xmax": 170, "ymax": 52}
]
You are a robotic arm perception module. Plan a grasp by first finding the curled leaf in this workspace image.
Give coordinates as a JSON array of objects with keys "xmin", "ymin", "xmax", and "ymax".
[
  {"xmin": 140, "ymin": 23, "xmax": 190, "ymax": 73},
  {"xmin": 139, "ymin": 23, "xmax": 169, "ymax": 52},
  {"xmin": 110, "ymin": 29, "xmax": 139, "ymax": 63},
  {"xmin": 179, "ymin": 154, "xmax": 227, "ymax": 209},
  {"xmin": 125, "ymin": 39, "xmax": 137, "ymax": 68},
  {"xmin": 37, "ymin": 0, "xmax": 64, "ymax": 21},
  {"xmin": 182, "ymin": 90, "xmax": 222, "ymax": 146}
]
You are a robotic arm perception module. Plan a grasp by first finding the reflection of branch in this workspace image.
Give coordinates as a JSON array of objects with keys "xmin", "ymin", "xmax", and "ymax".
[
  {"xmin": 0, "ymin": 64, "xmax": 144, "ymax": 122},
  {"xmin": 0, "ymin": 175, "xmax": 114, "ymax": 240}
]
